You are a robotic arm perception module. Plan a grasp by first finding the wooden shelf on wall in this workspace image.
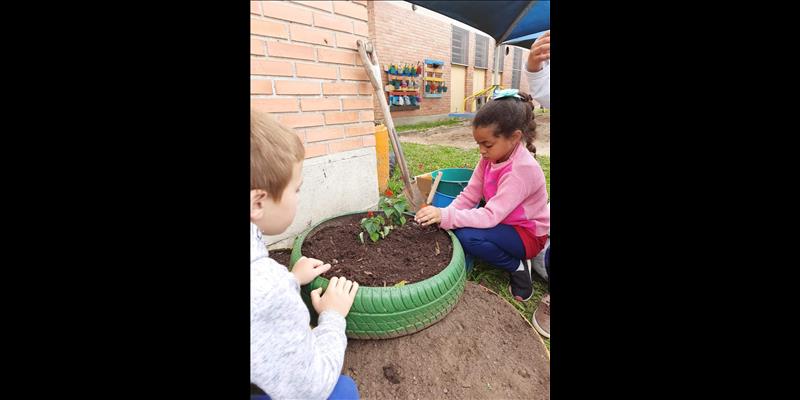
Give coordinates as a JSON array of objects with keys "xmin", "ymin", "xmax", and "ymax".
[
  {"xmin": 389, "ymin": 105, "xmax": 421, "ymax": 111},
  {"xmin": 386, "ymin": 74, "xmax": 421, "ymax": 80}
]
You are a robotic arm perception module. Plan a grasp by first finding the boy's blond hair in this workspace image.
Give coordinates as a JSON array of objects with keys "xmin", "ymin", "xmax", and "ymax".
[{"xmin": 251, "ymin": 110, "xmax": 305, "ymax": 201}]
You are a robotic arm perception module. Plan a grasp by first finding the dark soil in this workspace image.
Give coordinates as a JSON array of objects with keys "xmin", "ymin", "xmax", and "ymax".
[
  {"xmin": 343, "ymin": 282, "xmax": 550, "ymax": 399},
  {"xmin": 301, "ymin": 213, "xmax": 453, "ymax": 286},
  {"xmin": 269, "ymin": 248, "xmax": 292, "ymax": 268}
]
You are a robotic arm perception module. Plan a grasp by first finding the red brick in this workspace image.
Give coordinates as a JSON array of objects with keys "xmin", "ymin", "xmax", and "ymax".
[
  {"xmin": 317, "ymin": 48, "xmax": 356, "ymax": 65},
  {"xmin": 289, "ymin": 24, "xmax": 334, "ymax": 46},
  {"xmin": 333, "ymin": 1, "xmax": 368, "ymax": 21},
  {"xmin": 339, "ymin": 66, "xmax": 368, "ymax": 81},
  {"xmin": 251, "ymin": 1, "xmax": 262, "ymax": 15},
  {"xmin": 362, "ymin": 134, "xmax": 376, "ymax": 147},
  {"xmin": 313, "ymin": 12, "xmax": 353, "ymax": 33},
  {"xmin": 278, "ymin": 113, "xmax": 324, "ymax": 128},
  {"xmin": 250, "ymin": 39, "xmax": 265, "ymax": 55},
  {"xmin": 359, "ymin": 110, "xmax": 375, "ymax": 122},
  {"xmin": 295, "ymin": 63, "xmax": 337, "ymax": 79},
  {"xmin": 304, "ymin": 143, "xmax": 328, "ymax": 159},
  {"xmin": 301, "ymin": 97, "xmax": 341, "ymax": 111},
  {"xmin": 306, "ymin": 126, "xmax": 345, "ymax": 142},
  {"xmin": 322, "ymin": 82, "xmax": 359, "ymax": 95},
  {"xmin": 250, "ymin": 79, "xmax": 273, "ymax": 94},
  {"xmin": 251, "ymin": 98, "xmax": 299, "ymax": 113},
  {"xmin": 335, "ymin": 32, "xmax": 360, "ymax": 50},
  {"xmin": 251, "ymin": 59, "xmax": 292, "ymax": 76},
  {"xmin": 329, "ymin": 137, "xmax": 363, "ymax": 154},
  {"xmin": 324, "ymin": 111, "xmax": 359, "ymax": 125},
  {"xmin": 342, "ymin": 97, "xmax": 373, "ymax": 110},
  {"xmin": 357, "ymin": 82, "xmax": 373, "ymax": 95},
  {"xmin": 292, "ymin": 0, "xmax": 332, "ymax": 12},
  {"xmin": 275, "ymin": 80, "xmax": 321, "ymax": 95},
  {"xmin": 353, "ymin": 20, "xmax": 368, "ymax": 37},
  {"xmin": 266, "ymin": 41, "xmax": 315, "ymax": 60},
  {"xmin": 251, "ymin": 18, "xmax": 288, "ymax": 38},
  {"xmin": 345, "ymin": 122, "xmax": 375, "ymax": 137},
  {"xmin": 262, "ymin": 1, "xmax": 313, "ymax": 24}
]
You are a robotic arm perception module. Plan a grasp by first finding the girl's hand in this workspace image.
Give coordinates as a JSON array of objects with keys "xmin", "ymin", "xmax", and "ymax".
[{"xmin": 415, "ymin": 206, "xmax": 442, "ymax": 226}]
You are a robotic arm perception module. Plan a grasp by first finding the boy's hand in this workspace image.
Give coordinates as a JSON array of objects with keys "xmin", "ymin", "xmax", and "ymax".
[
  {"xmin": 414, "ymin": 206, "xmax": 441, "ymax": 226},
  {"xmin": 527, "ymin": 30, "xmax": 550, "ymax": 72},
  {"xmin": 310, "ymin": 276, "xmax": 359, "ymax": 318},
  {"xmin": 291, "ymin": 256, "xmax": 331, "ymax": 285}
]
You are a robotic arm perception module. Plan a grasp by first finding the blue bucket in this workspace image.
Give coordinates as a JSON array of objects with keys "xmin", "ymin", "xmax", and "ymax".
[
  {"xmin": 431, "ymin": 192, "xmax": 480, "ymax": 208},
  {"xmin": 431, "ymin": 192, "xmax": 456, "ymax": 207}
]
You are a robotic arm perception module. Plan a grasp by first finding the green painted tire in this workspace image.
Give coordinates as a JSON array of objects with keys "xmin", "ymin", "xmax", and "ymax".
[{"xmin": 291, "ymin": 211, "xmax": 466, "ymax": 339}]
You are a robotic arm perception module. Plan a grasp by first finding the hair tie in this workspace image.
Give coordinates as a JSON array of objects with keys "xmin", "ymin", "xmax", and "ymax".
[{"xmin": 492, "ymin": 88, "xmax": 524, "ymax": 100}]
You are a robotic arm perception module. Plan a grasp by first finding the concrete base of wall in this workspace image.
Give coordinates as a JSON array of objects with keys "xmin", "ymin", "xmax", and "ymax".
[
  {"xmin": 263, "ymin": 147, "xmax": 380, "ymax": 250},
  {"xmin": 390, "ymin": 113, "xmax": 460, "ymax": 127}
]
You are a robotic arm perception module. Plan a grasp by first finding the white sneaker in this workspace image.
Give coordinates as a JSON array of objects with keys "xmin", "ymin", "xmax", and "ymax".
[{"xmin": 530, "ymin": 238, "xmax": 550, "ymax": 281}]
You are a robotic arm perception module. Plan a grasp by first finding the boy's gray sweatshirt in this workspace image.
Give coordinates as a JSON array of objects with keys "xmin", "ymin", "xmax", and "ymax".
[{"xmin": 250, "ymin": 223, "xmax": 347, "ymax": 399}]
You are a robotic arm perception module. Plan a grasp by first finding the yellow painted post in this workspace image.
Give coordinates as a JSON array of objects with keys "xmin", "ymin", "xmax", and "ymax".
[{"xmin": 374, "ymin": 124, "xmax": 390, "ymax": 194}]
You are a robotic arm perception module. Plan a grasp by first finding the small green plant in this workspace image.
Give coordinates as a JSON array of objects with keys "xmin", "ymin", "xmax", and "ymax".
[
  {"xmin": 358, "ymin": 183, "xmax": 410, "ymax": 244},
  {"xmin": 359, "ymin": 211, "xmax": 392, "ymax": 243},
  {"xmin": 379, "ymin": 195, "xmax": 408, "ymax": 227},
  {"xmin": 384, "ymin": 179, "xmax": 403, "ymax": 198}
]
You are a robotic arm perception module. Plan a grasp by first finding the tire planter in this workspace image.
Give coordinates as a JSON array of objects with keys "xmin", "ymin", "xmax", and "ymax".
[{"xmin": 291, "ymin": 211, "xmax": 466, "ymax": 339}]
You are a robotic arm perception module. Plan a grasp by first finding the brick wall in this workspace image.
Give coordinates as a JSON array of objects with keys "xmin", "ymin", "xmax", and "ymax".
[
  {"xmin": 499, "ymin": 44, "xmax": 533, "ymax": 101},
  {"xmin": 465, "ymin": 30, "xmax": 475, "ymax": 105},
  {"xmin": 251, "ymin": 1, "xmax": 376, "ymax": 159},
  {"xmin": 368, "ymin": 1, "xmax": 450, "ymax": 121},
  {"xmin": 367, "ymin": 1, "xmax": 533, "ymax": 119}
]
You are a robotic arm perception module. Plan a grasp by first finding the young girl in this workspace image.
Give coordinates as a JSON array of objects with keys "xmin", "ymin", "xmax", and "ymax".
[{"xmin": 415, "ymin": 89, "xmax": 550, "ymax": 301}]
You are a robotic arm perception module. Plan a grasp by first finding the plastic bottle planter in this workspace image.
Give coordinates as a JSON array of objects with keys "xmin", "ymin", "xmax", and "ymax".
[{"xmin": 291, "ymin": 211, "xmax": 467, "ymax": 339}]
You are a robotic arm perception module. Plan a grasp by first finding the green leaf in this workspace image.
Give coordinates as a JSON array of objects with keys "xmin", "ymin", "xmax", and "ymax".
[
  {"xmin": 400, "ymin": 216, "xmax": 406, "ymax": 226},
  {"xmin": 394, "ymin": 280, "xmax": 407, "ymax": 287},
  {"xmin": 369, "ymin": 232, "xmax": 379, "ymax": 242}
]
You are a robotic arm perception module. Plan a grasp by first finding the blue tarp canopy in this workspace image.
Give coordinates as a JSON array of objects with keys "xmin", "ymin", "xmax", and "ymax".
[
  {"xmin": 406, "ymin": 0, "xmax": 550, "ymax": 49},
  {"xmin": 502, "ymin": 31, "xmax": 547, "ymax": 51}
]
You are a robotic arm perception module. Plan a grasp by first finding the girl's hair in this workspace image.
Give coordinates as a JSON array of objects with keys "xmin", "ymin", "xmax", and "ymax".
[
  {"xmin": 251, "ymin": 110, "xmax": 305, "ymax": 201},
  {"xmin": 472, "ymin": 91, "xmax": 537, "ymax": 155}
]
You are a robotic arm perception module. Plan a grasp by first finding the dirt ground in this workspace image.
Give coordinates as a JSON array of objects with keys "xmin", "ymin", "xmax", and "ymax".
[
  {"xmin": 399, "ymin": 113, "xmax": 550, "ymax": 157},
  {"xmin": 342, "ymin": 282, "xmax": 550, "ymax": 399}
]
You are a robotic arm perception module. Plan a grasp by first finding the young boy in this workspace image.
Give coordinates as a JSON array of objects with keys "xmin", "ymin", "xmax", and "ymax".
[{"xmin": 250, "ymin": 110, "xmax": 360, "ymax": 400}]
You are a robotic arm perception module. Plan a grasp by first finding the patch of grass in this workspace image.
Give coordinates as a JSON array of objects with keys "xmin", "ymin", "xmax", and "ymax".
[
  {"xmin": 395, "ymin": 118, "xmax": 465, "ymax": 133},
  {"xmin": 537, "ymin": 153, "xmax": 550, "ymax": 198},
  {"xmin": 401, "ymin": 142, "xmax": 482, "ymax": 176}
]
